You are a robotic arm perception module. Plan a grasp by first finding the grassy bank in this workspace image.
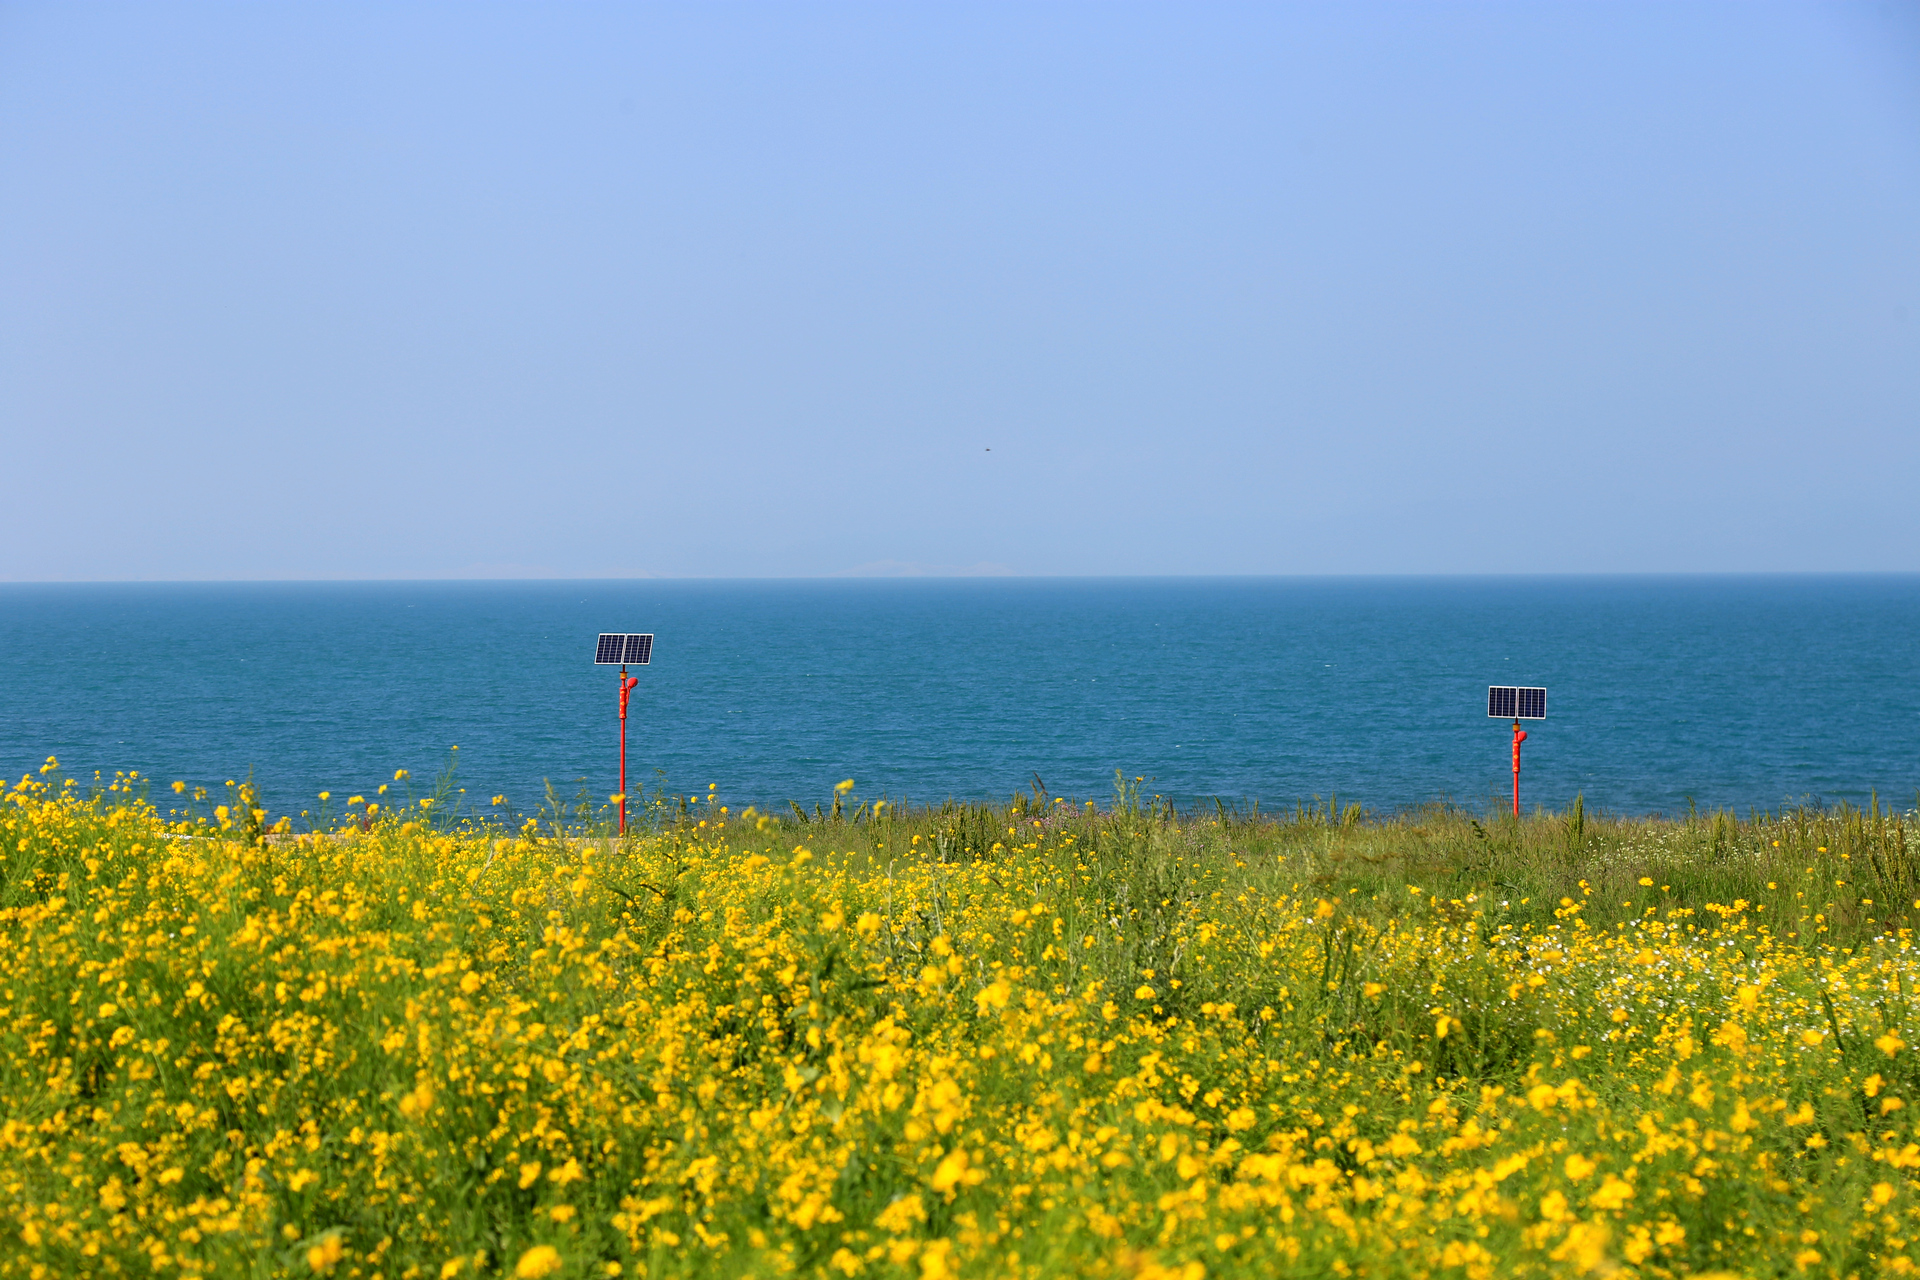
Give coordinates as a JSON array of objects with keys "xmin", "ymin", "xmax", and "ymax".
[{"xmin": 4, "ymin": 766, "xmax": 1920, "ymax": 1277}]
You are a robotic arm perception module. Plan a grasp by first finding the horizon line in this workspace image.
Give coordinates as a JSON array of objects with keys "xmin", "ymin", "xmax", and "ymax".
[{"xmin": 3, "ymin": 569, "xmax": 1918, "ymax": 586}]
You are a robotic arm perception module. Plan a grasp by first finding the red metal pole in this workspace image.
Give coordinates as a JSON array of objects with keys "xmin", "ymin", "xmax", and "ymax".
[
  {"xmin": 619, "ymin": 665, "xmax": 629, "ymax": 835},
  {"xmin": 1511, "ymin": 720, "xmax": 1527, "ymax": 816},
  {"xmin": 617, "ymin": 668, "xmax": 640, "ymax": 834}
]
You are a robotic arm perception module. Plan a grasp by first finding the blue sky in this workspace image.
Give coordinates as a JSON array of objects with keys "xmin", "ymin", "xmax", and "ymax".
[{"xmin": 3, "ymin": 2, "xmax": 1915, "ymax": 579}]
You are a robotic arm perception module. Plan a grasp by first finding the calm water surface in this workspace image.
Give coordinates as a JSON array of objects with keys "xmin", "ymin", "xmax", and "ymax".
[{"xmin": 1, "ymin": 577, "xmax": 1915, "ymax": 819}]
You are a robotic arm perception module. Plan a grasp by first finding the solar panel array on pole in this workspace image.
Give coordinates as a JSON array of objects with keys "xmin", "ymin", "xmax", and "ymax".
[
  {"xmin": 596, "ymin": 634, "xmax": 653, "ymax": 665},
  {"xmin": 1487, "ymin": 686, "xmax": 1546, "ymax": 720},
  {"xmin": 595, "ymin": 633, "xmax": 655, "ymax": 835}
]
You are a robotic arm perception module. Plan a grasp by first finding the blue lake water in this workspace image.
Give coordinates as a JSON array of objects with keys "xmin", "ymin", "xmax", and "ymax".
[{"xmin": 1, "ymin": 577, "xmax": 1915, "ymax": 820}]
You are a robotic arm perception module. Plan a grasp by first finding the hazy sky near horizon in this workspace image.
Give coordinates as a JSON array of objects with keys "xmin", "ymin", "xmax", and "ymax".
[{"xmin": 3, "ymin": 2, "xmax": 1917, "ymax": 580}]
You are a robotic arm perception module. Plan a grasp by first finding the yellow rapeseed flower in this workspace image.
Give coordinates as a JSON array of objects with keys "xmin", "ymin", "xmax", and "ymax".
[
  {"xmin": 515, "ymin": 1246, "xmax": 562, "ymax": 1279},
  {"xmin": 1589, "ymin": 1175, "xmax": 1633, "ymax": 1210},
  {"xmin": 306, "ymin": 1235, "xmax": 344, "ymax": 1272}
]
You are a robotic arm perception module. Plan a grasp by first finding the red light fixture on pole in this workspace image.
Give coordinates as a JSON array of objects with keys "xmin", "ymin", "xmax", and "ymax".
[
  {"xmin": 1487, "ymin": 686, "xmax": 1546, "ymax": 816},
  {"xmin": 596, "ymin": 633, "xmax": 654, "ymax": 834}
]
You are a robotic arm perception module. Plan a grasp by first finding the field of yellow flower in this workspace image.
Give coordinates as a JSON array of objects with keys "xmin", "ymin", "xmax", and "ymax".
[{"xmin": 5, "ymin": 765, "xmax": 1920, "ymax": 1278}]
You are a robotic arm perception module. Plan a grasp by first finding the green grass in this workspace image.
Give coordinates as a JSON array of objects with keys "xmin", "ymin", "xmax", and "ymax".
[{"xmin": 746, "ymin": 774, "xmax": 1920, "ymax": 952}]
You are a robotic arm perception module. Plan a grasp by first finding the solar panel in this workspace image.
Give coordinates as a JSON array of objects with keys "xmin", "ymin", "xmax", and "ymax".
[
  {"xmin": 595, "ymin": 633, "xmax": 654, "ymax": 665},
  {"xmin": 1488, "ymin": 686, "xmax": 1547, "ymax": 718},
  {"xmin": 1487, "ymin": 686, "xmax": 1517, "ymax": 719}
]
